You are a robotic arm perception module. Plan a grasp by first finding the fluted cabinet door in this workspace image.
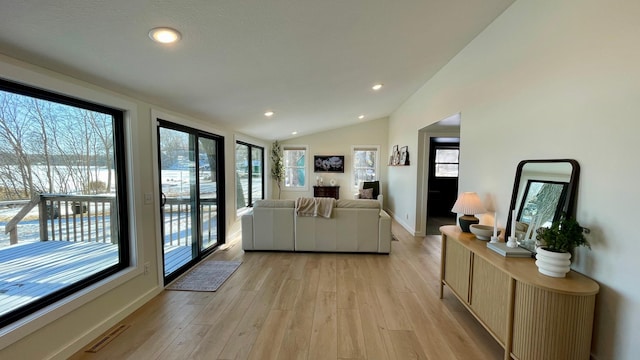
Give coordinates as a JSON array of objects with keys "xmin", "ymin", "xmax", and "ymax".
[
  {"xmin": 512, "ymin": 282, "xmax": 596, "ymax": 360},
  {"xmin": 443, "ymin": 238, "xmax": 471, "ymax": 302},
  {"xmin": 470, "ymin": 255, "xmax": 510, "ymax": 345}
]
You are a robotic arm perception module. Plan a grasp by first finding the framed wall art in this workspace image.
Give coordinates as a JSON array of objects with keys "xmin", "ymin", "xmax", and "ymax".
[
  {"xmin": 399, "ymin": 146, "xmax": 409, "ymax": 165},
  {"xmin": 314, "ymin": 155, "xmax": 345, "ymax": 172}
]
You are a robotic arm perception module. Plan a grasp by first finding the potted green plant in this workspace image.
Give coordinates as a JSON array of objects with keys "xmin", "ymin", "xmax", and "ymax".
[
  {"xmin": 271, "ymin": 140, "xmax": 285, "ymax": 199},
  {"xmin": 535, "ymin": 214, "xmax": 590, "ymax": 277}
]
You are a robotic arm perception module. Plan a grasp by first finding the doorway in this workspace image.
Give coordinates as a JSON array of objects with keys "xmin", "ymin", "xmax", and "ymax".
[
  {"xmin": 426, "ymin": 137, "xmax": 459, "ymax": 235},
  {"xmin": 157, "ymin": 120, "xmax": 225, "ymax": 284}
]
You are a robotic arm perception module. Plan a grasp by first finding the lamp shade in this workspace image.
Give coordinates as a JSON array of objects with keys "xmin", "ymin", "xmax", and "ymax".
[
  {"xmin": 451, "ymin": 192, "xmax": 486, "ymax": 215},
  {"xmin": 451, "ymin": 192, "xmax": 486, "ymax": 233}
]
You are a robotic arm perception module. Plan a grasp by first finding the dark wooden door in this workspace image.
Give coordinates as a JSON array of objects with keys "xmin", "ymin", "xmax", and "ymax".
[{"xmin": 427, "ymin": 138, "xmax": 459, "ymax": 218}]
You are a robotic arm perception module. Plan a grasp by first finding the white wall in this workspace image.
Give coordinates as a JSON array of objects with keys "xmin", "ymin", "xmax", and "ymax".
[
  {"xmin": 0, "ymin": 53, "xmax": 247, "ymax": 358},
  {"xmin": 387, "ymin": 1, "xmax": 640, "ymax": 359},
  {"xmin": 277, "ymin": 117, "xmax": 389, "ymax": 202}
]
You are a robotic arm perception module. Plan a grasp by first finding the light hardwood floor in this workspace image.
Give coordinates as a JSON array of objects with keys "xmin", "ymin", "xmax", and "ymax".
[{"xmin": 70, "ymin": 221, "xmax": 503, "ymax": 360}]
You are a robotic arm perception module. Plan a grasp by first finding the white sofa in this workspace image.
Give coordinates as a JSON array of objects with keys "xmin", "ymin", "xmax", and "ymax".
[{"xmin": 241, "ymin": 199, "xmax": 392, "ymax": 254}]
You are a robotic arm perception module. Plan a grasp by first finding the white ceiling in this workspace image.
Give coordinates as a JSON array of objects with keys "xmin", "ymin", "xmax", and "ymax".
[{"xmin": 0, "ymin": 0, "xmax": 513, "ymax": 140}]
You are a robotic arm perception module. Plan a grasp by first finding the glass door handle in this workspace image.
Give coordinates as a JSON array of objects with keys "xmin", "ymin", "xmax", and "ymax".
[{"xmin": 161, "ymin": 192, "xmax": 167, "ymax": 207}]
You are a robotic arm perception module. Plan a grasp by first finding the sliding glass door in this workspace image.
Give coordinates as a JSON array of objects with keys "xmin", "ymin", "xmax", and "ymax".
[
  {"xmin": 157, "ymin": 120, "xmax": 225, "ymax": 284},
  {"xmin": 199, "ymin": 137, "xmax": 220, "ymax": 252}
]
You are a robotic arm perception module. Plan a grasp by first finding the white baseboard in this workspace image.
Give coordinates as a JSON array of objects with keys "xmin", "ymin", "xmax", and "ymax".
[
  {"xmin": 52, "ymin": 286, "xmax": 163, "ymax": 360},
  {"xmin": 388, "ymin": 210, "xmax": 416, "ymax": 236}
]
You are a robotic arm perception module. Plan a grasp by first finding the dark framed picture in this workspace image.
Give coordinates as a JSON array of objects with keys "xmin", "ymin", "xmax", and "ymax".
[
  {"xmin": 391, "ymin": 145, "xmax": 400, "ymax": 165},
  {"xmin": 314, "ymin": 155, "xmax": 345, "ymax": 172},
  {"xmin": 399, "ymin": 146, "xmax": 409, "ymax": 165}
]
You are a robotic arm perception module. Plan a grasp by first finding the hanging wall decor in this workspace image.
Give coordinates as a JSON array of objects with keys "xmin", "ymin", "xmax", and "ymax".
[
  {"xmin": 389, "ymin": 145, "xmax": 409, "ymax": 166},
  {"xmin": 399, "ymin": 146, "xmax": 410, "ymax": 165}
]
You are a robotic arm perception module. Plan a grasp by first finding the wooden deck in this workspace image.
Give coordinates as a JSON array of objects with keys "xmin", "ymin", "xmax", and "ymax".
[
  {"xmin": 0, "ymin": 193, "xmax": 217, "ymax": 322},
  {"xmin": 0, "ymin": 241, "xmax": 190, "ymax": 317},
  {"xmin": 163, "ymin": 244, "xmax": 194, "ymax": 276}
]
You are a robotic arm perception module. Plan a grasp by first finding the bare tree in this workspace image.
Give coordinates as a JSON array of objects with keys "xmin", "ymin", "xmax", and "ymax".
[
  {"xmin": 0, "ymin": 89, "xmax": 116, "ymax": 199},
  {"xmin": 0, "ymin": 92, "xmax": 34, "ymax": 198},
  {"xmin": 199, "ymin": 138, "xmax": 217, "ymax": 182},
  {"xmin": 26, "ymin": 97, "xmax": 56, "ymax": 193},
  {"xmin": 86, "ymin": 110, "xmax": 113, "ymax": 193}
]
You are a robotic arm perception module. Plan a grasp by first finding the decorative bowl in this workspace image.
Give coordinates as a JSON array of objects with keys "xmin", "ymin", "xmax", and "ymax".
[{"xmin": 470, "ymin": 224, "xmax": 501, "ymax": 241}]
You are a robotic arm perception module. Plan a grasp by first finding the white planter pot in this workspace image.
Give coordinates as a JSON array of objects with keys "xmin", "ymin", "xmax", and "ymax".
[{"xmin": 535, "ymin": 247, "xmax": 571, "ymax": 278}]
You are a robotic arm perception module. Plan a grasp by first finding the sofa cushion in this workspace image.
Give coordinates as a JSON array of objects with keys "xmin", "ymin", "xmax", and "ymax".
[
  {"xmin": 362, "ymin": 181, "xmax": 380, "ymax": 198},
  {"xmin": 253, "ymin": 199, "xmax": 295, "ymax": 208},
  {"xmin": 295, "ymin": 207, "xmax": 381, "ymax": 252},
  {"xmin": 336, "ymin": 199, "xmax": 380, "ymax": 209},
  {"xmin": 358, "ymin": 188, "xmax": 374, "ymax": 199},
  {"xmin": 248, "ymin": 204, "xmax": 295, "ymax": 251}
]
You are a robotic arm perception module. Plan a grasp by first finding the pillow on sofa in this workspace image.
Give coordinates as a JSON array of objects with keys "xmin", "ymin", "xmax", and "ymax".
[{"xmin": 358, "ymin": 188, "xmax": 374, "ymax": 199}]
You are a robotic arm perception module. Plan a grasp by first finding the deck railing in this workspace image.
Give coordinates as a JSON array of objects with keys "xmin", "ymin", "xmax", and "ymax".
[
  {"xmin": 4, "ymin": 196, "xmax": 40, "ymax": 245},
  {"xmin": 4, "ymin": 194, "xmax": 217, "ymax": 247},
  {"xmin": 162, "ymin": 197, "xmax": 217, "ymax": 247},
  {"xmin": 4, "ymin": 194, "xmax": 117, "ymax": 245}
]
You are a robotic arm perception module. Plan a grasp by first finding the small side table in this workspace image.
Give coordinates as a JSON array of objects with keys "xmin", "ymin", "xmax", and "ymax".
[{"xmin": 313, "ymin": 186, "xmax": 340, "ymax": 199}]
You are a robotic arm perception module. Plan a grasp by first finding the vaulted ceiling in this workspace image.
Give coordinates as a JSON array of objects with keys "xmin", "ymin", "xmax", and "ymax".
[{"xmin": 0, "ymin": 0, "xmax": 514, "ymax": 140}]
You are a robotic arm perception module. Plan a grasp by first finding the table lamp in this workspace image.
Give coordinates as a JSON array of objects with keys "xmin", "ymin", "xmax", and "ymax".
[{"xmin": 451, "ymin": 192, "xmax": 486, "ymax": 232}]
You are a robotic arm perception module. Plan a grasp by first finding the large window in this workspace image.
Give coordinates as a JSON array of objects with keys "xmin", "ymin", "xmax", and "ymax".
[
  {"xmin": 236, "ymin": 141, "xmax": 264, "ymax": 210},
  {"xmin": 0, "ymin": 78, "xmax": 128, "ymax": 327},
  {"xmin": 283, "ymin": 145, "xmax": 307, "ymax": 189},
  {"xmin": 352, "ymin": 145, "xmax": 379, "ymax": 188}
]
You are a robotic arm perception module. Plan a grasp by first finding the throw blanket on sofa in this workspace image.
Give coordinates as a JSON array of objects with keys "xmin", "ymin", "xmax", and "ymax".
[
  {"xmin": 295, "ymin": 197, "xmax": 335, "ymax": 218},
  {"xmin": 316, "ymin": 197, "xmax": 335, "ymax": 218},
  {"xmin": 296, "ymin": 197, "xmax": 316, "ymax": 216}
]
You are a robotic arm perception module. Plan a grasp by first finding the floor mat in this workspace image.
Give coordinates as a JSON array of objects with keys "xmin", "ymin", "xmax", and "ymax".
[{"xmin": 166, "ymin": 260, "xmax": 241, "ymax": 292}]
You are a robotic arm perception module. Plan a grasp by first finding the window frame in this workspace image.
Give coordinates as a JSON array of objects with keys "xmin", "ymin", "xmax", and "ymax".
[
  {"xmin": 351, "ymin": 145, "xmax": 380, "ymax": 190},
  {"xmin": 0, "ymin": 69, "xmax": 138, "ymax": 346},
  {"xmin": 235, "ymin": 140, "xmax": 264, "ymax": 211},
  {"xmin": 282, "ymin": 145, "xmax": 308, "ymax": 191},
  {"xmin": 433, "ymin": 146, "xmax": 460, "ymax": 178}
]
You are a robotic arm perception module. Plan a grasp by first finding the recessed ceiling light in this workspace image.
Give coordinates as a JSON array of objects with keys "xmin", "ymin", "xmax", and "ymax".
[
  {"xmin": 291, "ymin": 131, "xmax": 298, "ymax": 135},
  {"xmin": 264, "ymin": 111, "xmax": 274, "ymax": 117},
  {"xmin": 358, "ymin": 115, "xmax": 365, "ymax": 120},
  {"xmin": 149, "ymin": 27, "xmax": 181, "ymax": 44},
  {"xmin": 372, "ymin": 83, "xmax": 383, "ymax": 91}
]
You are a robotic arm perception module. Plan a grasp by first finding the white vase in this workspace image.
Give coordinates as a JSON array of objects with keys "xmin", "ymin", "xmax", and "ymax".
[{"xmin": 535, "ymin": 247, "xmax": 572, "ymax": 278}]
